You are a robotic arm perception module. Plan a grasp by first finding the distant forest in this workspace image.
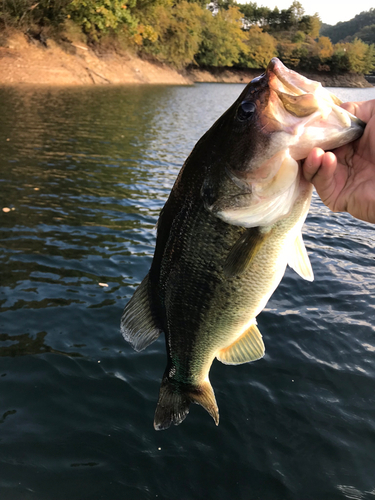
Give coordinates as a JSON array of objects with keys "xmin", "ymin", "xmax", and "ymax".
[{"xmin": 1, "ymin": 0, "xmax": 375, "ymax": 74}]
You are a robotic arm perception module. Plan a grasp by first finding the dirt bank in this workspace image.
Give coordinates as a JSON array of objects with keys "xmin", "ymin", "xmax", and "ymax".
[
  {"xmin": 0, "ymin": 32, "xmax": 191, "ymax": 85},
  {"xmin": 0, "ymin": 32, "xmax": 372, "ymax": 88}
]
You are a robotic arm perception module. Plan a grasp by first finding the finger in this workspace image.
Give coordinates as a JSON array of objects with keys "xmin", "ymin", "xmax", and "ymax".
[
  {"xmin": 341, "ymin": 100, "xmax": 375, "ymax": 124},
  {"xmin": 310, "ymin": 152, "xmax": 339, "ymax": 207},
  {"xmin": 316, "ymin": 152, "xmax": 337, "ymax": 183},
  {"xmin": 303, "ymin": 150, "xmax": 337, "ymax": 193},
  {"xmin": 302, "ymin": 147, "xmax": 325, "ymax": 182}
]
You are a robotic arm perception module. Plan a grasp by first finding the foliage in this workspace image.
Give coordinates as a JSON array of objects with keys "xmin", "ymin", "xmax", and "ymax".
[
  {"xmin": 298, "ymin": 14, "xmax": 320, "ymax": 38},
  {"xmin": 320, "ymin": 8, "xmax": 375, "ymax": 43},
  {"xmin": 276, "ymin": 41, "xmax": 301, "ymax": 68},
  {"xmin": 138, "ymin": 0, "xmax": 207, "ymax": 68},
  {"xmin": 0, "ymin": 0, "xmax": 70, "ymax": 27},
  {"xmin": 195, "ymin": 6, "xmax": 247, "ymax": 67},
  {"xmin": 239, "ymin": 26, "xmax": 277, "ymax": 68},
  {"xmin": 334, "ymin": 39, "xmax": 375, "ymax": 73},
  {"xmin": 316, "ymin": 36, "xmax": 334, "ymax": 59},
  {"xmin": 66, "ymin": 0, "xmax": 138, "ymax": 37},
  {"xmin": 351, "ymin": 24, "xmax": 375, "ymax": 45},
  {"xmin": 238, "ymin": 0, "xmax": 320, "ymax": 37},
  {"xmin": 1, "ymin": 0, "xmax": 375, "ymax": 75}
]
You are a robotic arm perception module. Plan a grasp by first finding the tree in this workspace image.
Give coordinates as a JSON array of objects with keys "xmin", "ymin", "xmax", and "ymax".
[
  {"xmin": 67, "ymin": 0, "xmax": 138, "ymax": 37},
  {"xmin": 139, "ymin": 0, "xmax": 208, "ymax": 68},
  {"xmin": 240, "ymin": 26, "xmax": 277, "ymax": 68},
  {"xmin": 333, "ymin": 38, "xmax": 375, "ymax": 73},
  {"xmin": 317, "ymin": 36, "xmax": 334, "ymax": 59},
  {"xmin": 298, "ymin": 14, "xmax": 321, "ymax": 38},
  {"xmin": 239, "ymin": 2, "xmax": 272, "ymax": 27},
  {"xmin": 344, "ymin": 38, "xmax": 375, "ymax": 73},
  {"xmin": 289, "ymin": 1, "xmax": 304, "ymax": 24},
  {"xmin": 195, "ymin": 6, "xmax": 247, "ymax": 66},
  {"xmin": 321, "ymin": 8, "xmax": 375, "ymax": 43},
  {"xmin": 277, "ymin": 41, "xmax": 301, "ymax": 67},
  {"xmin": 355, "ymin": 24, "xmax": 375, "ymax": 45}
]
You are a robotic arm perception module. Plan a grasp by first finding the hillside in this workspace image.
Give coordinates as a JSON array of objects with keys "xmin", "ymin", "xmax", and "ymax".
[
  {"xmin": 1, "ymin": 1, "xmax": 374, "ymax": 77},
  {"xmin": 0, "ymin": 32, "xmax": 371, "ymax": 87},
  {"xmin": 321, "ymin": 9, "xmax": 375, "ymax": 44}
]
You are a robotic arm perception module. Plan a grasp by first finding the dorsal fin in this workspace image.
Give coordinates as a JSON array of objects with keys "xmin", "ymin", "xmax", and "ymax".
[
  {"xmin": 216, "ymin": 322, "xmax": 265, "ymax": 365},
  {"xmin": 121, "ymin": 274, "xmax": 162, "ymax": 352},
  {"xmin": 288, "ymin": 232, "xmax": 314, "ymax": 281},
  {"xmin": 223, "ymin": 228, "xmax": 270, "ymax": 278}
]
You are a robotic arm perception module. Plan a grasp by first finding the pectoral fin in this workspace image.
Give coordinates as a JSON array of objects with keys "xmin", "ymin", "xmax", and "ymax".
[
  {"xmin": 223, "ymin": 228, "xmax": 270, "ymax": 278},
  {"xmin": 120, "ymin": 273, "xmax": 162, "ymax": 351},
  {"xmin": 288, "ymin": 232, "xmax": 314, "ymax": 281},
  {"xmin": 216, "ymin": 323, "xmax": 265, "ymax": 365}
]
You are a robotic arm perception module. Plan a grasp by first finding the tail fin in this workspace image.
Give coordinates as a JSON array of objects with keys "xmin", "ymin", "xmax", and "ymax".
[{"xmin": 153, "ymin": 375, "xmax": 219, "ymax": 431}]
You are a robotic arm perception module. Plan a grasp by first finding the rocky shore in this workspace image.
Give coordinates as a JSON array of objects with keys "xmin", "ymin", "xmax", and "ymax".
[{"xmin": 0, "ymin": 32, "xmax": 372, "ymax": 88}]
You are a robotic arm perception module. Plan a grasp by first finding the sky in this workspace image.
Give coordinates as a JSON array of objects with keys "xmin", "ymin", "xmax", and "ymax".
[{"xmin": 237, "ymin": 0, "xmax": 374, "ymax": 26}]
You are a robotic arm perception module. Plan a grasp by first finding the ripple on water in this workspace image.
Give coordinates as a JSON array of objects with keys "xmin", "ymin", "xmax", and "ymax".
[{"xmin": 1, "ymin": 84, "xmax": 375, "ymax": 500}]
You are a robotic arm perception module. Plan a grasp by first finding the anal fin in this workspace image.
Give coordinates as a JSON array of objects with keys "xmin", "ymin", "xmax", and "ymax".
[
  {"xmin": 216, "ymin": 322, "xmax": 265, "ymax": 365},
  {"xmin": 288, "ymin": 231, "xmax": 314, "ymax": 282},
  {"xmin": 121, "ymin": 273, "xmax": 162, "ymax": 352}
]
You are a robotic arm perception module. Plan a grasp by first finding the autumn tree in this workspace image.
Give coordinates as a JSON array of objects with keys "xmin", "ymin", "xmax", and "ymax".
[
  {"xmin": 317, "ymin": 36, "xmax": 334, "ymax": 59},
  {"xmin": 138, "ymin": 0, "xmax": 209, "ymax": 68},
  {"xmin": 67, "ymin": 0, "xmax": 138, "ymax": 37},
  {"xmin": 336, "ymin": 38, "xmax": 375, "ymax": 73},
  {"xmin": 240, "ymin": 26, "xmax": 277, "ymax": 68},
  {"xmin": 195, "ymin": 6, "xmax": 247, "ymax": 67}
]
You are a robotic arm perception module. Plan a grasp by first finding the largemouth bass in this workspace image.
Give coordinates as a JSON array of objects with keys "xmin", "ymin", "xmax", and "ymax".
[{"xmin": 121, "ymin": 58, "xmax": 364, "ymax": 430}]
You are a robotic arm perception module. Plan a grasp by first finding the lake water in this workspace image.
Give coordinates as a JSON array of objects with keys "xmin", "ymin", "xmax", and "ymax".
[{"xmin": 1, "ymin": 82, "xmax": 375, "ymax": 500}]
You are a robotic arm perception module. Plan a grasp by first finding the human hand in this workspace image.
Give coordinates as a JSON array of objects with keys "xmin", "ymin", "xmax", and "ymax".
[{"xmin": 302, "ymin": 99, "xmax": 375, "ymax": 223}]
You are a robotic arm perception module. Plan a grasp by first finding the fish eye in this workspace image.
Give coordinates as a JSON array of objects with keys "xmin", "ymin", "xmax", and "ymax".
[{"xmin": 237, "ymin": 101, "xmax": 256, "ymax": 122}]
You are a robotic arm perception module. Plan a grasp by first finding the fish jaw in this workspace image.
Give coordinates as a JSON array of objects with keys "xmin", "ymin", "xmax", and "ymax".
[{"xmin": 257, "ymin": 58, "xmax": 365, "ymax": 164}]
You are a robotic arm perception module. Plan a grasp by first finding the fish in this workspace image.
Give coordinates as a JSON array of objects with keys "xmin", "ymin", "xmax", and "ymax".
[{"xmin": 121, "ymin": 58, "xmax": 365, "ymax": 431}]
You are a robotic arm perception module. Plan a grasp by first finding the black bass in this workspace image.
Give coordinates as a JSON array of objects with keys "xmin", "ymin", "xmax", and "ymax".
[{"xmin": 121, "ymin": 58, "xmax": 364, "ymax": 430}]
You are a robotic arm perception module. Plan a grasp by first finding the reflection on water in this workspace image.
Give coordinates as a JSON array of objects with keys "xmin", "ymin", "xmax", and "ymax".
[
  {"xmin": 0, "ymin": 332, "xmax": 82, "ymax": 357},
  {"xmin": 0, "ymin": 84, "xmax": 375, "ymax": 500}
]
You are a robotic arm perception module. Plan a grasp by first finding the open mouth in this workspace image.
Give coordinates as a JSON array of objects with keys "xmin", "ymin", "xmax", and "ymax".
[{"xmin": 261, "ymin": 58, "xmax": 365, "ymax": 158}]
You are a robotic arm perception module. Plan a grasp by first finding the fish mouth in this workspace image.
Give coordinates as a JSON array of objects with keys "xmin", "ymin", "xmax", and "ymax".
[{"xmin": 262, "ymin": 58, "xmax": 365, "ymax": 160}]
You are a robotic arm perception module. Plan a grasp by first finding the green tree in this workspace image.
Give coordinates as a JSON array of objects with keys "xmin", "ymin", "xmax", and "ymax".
[
  {"xmin": 344, "ymin": 38, "xmax": 375, "ymax": 73},
  {"xmin": 138, "ymin": 0, "xmax": 209, "ymax": 68},
  {"xmin": 277, "ymin": 41, "xmax": 301, "ymax": 67},
  {"xmin": 67, "ymin": 0, "xmax": 138, "ymax": 36},
  {"xmin": 355, "ymin": 24, "xmax": 375, "ymax": 45},
  {"xmin": 0, "ymin": 0, "xmax": 70, "ymax": 27},
  {"xmin": 298, "ymin": 13, "xmax": 321, "ymax": 38},
  {"xmin": 240, "ymin": 26, "xmax": 277, "ymax": 68},
  {"xmin": 321, "ymin": 8, "xmax": 375, "ymax": 43},
  {"xmin": 239, "ymin": 2, "xmax": 272, "ymax": 27},
  {"xmin": 332, "ymin": 38, "xmax": 375, "ymax": 73},
  {"xmin": 289, "ymin": 1, "xmax": 304, "ymax": 27},
  {"xmin": 195, "ymin": 6, "xmax": 247, "ymax": 67}
]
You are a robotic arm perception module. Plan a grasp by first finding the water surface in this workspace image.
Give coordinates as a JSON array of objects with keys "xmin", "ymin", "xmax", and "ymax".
[{"xmin": 1, "ymin": 83, "xmax": 375, "ymax": 500}]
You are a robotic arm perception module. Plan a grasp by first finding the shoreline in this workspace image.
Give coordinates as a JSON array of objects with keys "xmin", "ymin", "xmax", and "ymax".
[
  {"xmin": 186, "ymin": 66, "xmax": 372, "ymax": 88},
  {"xmin": 0, "ymin": 33, "xmax": 372, "ymax": 88}
]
